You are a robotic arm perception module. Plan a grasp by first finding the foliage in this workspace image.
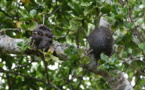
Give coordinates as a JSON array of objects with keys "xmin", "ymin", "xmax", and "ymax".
[{"xmin": 0, "ymin": 0, "xmax": 145, "ymax": 89}]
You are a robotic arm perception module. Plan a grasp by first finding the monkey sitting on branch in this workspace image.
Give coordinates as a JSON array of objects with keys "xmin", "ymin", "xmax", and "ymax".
[
  {"xmin": 31, "ymin": 24, "xmax": 53, "ymax": 52},
  {"xmin": 87, "ymin": 17, "xmax": 113, "ymax": 65}
]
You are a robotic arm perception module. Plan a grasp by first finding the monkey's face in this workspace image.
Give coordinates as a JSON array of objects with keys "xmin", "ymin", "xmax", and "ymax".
[{"xmin": 31, "ymin": 28, "xmax": 53, "ymax": 52}]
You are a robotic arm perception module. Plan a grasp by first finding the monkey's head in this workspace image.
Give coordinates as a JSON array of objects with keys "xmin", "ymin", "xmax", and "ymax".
[{"xmin": 31, "ymin": 24, "xmax": 53, "ymax": 52}]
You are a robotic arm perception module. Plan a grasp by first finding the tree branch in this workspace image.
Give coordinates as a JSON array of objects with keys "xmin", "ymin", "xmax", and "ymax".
[
  {"xmin": 0, "ymin": 34, "xmax": 69, "ymax": 61},
  {"xmin": 41, "ymin": 54, "xmax": 51, "ymax": 85},
  {"xmin": 0, "ymin": 69, "xmax": 61, "ymax": 90},
  {"xmin": 0, "ymin": 9, "xmax": 12, "ymax": 18},
  {"xmin": 0, "ymin": 69, "xmax": 48, "ymax": 85},
  {"xmin": 0, "ymin": 28, "xmax": 21, "ymax": 33},
  {"xmin": 83, "ymin": 61, "xmax": 133, "ymax": 90},
  {"xmin": 118, "ymin": 55, "xmax": 145, "ymax": 76},
  {"xmin": 0, "ymin": 34, "xmax": 134, "ymax": 90},
  {"xmin": 0, "ymin": 35, "xmax": 24, "ymax": 54}
]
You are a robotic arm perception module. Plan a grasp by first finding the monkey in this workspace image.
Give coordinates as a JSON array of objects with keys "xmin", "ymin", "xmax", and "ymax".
[
  {"xmin": 31, "ymin": 24, "xmax": 53, "ymax": 52},
  {"xmin": 87, "ymin": 17, "xmax": 113, "ymax": 63}
]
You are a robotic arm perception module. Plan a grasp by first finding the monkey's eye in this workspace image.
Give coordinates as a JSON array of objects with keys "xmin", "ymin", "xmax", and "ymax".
[
  {"xmin": 45, "ymin": 33, "xmax": 52, "ymax": 38},
  {"xmin": 38, "ymin": 31, "xmax": 43, "ymax": 36},
  {"xmin": 45, "ymin": 33, "xmax": 49, "ymax": 37}
]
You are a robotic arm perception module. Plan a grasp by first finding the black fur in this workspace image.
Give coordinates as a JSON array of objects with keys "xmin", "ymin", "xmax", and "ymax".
[
  {"xmin": 87, "ymin": 27, "xmax": 113, "ymax": 62},
  {"xmin": 31, "ymin": 24, "xmax": 53, "ymax": 52}
]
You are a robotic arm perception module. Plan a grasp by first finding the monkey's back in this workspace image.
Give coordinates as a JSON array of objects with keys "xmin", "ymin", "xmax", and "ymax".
[{"xmin": 87, "ymin": 27, "xmax": 113, "ymax": 60}]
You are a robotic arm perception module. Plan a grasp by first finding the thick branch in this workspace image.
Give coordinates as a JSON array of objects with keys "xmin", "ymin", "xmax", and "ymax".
[
  {"xmin": 0, "ymin": 35, "xmax": 69, "ymax": 60},
  {"xmin": 97, "ymin": 70, "xmax": 133, "ymax": 90},
  {"xmin": 0, "ymin": 34, "xmax": 133, "ymax": 90},
  {"xmin": 0, "ymin": 35, "xmax": 24, "ymax": 54},
  {"xmin": 83, "ymin": 60, "xmax": 133, "ymax": 90}
]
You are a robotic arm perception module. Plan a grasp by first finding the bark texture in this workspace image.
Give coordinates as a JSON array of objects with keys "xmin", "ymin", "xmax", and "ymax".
[
  {"xmin": 0, "ymin": 35, "xmax": 24, "ymax": 54},
  {"xmin": 0, "ymin": 35, "xmax": 134, "ymax": 90},
  {"xmin": 97, "ymin": 70, "xmax": 133, "ymax": 90}
]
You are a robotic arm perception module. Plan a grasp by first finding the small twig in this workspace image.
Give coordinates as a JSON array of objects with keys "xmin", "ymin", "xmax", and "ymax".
[
  {"xmin": 108, "ymin": 32, "xmax": 114, "ymax": 39},
  {"xmin": 46, "ymin": 0, "xmax": 64, "ymax": 19},
  {"xmin": 6, "ymin": 73, "xmax": 12, "ymax": 90},
  {"xmin": 0, "ymin": 28, "xmax": 21, "ymax": 34},
  {"xmin": 42, "ymin": 50, "xmax": 61, "ymax": 90},
  {"xmin": 117, "ymin": 54, "xmax": 145, "ymax": 76},
  {"xmin": 42, "ymin": 50, "xmax": 50, "ymax": 83},
  {"xmin": 13, "ymin": 60, "xmax": 34, "ymax": 70},
  {"xmin": 0, "ymin": 68, "xmax": 61, "ymax": 90},
  {"xmin": 0, "ymin": 9, "xmax": 12, "ymax": 18},
  {"xmin": 48, "ymin": 6, "xmax": 60, "ymax": 17},
  {"xmin": 2, "ymin": 28, "xmax": 21, "ymax": 31},
  {"xmin": 75, "ymin": 71, "xmax": 87, "ymax": 89},
  {"xmin": 0, "ymin": 69, "xmax": 49, "ymax": 86},
  {"xmin": 85, "ymin": 49, "xmax": 93, "ymax": 56},
  {"xmin": 126, "ymin": 0, "xmax": 144, "ymax": 43},
  {"xmin": 54, "ymin": 30, "xmax": 70, "ymax": 39},
  {"xmin": 0, "ymin": 28, "xmax": 21, "ymax": 35},
  {"xmin": 118, "ymin": 0, "xmax": 125, "ymax": 7}
]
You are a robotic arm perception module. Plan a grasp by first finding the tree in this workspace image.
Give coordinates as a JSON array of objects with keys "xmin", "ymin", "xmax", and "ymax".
[{"xmin": 0, "ymin": 0, "xmax": 145, "ymax": 90}]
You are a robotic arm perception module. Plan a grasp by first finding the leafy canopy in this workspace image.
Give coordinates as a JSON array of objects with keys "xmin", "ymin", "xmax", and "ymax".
[{"xmin": 0, "ymin": 0, "xmax": 145, "ymax": 89}]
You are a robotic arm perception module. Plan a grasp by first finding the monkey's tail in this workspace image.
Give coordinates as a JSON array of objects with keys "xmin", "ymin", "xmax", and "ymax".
[{"xmin": 94, "ymin": 53, "xmax": 101, "ymax": 63}]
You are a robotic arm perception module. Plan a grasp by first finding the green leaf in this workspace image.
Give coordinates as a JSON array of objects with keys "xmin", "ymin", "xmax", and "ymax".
[
  {"xmin": 139, "ymin": 43, "xmax": 145, "ymax": 52},
  {"xmin": 81, "ymin": 2, "xmax": 92, "ymax": 7},
  {"xmin": 17, "ymin": 41, "xmax": 24, "ymax": 46},
  {"xmin": 101, "ymin": 4, "xmax": 112, "ymax": 14},
  {"xmin": 115, "ymin": 14, "xmax": 122, "ymax": 20},
  {"xmin": 69, "ymin": 19, "xmax": 81, "ymax": 30},
  {"xmin": 100, "ymin": 53, "xmax": 109, "ymax": 61},
  {"xmin": 30, "ymin": 9, "xmax": 37, "ymax": 18},
  {"xmin": 28, "ymin": 21, "xmax": 38, "ymax": 31},
  {"xmin": 124, "ymin": 22, "xmax": 134, "ymax": 29},
  {"xmin": 0, "ymin": 63, "xmax": 4, "ymax": 67},
  {"xmin": 50, "ymin": 55, "xmax": 59, "ymax": 61},
  {"xmin": 68, "ymin": 2, "xmax": 74, "ymax": 9},
  {"xmin": 98, "ymin": 64, "xmax": 109, "ymax": 70}
]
